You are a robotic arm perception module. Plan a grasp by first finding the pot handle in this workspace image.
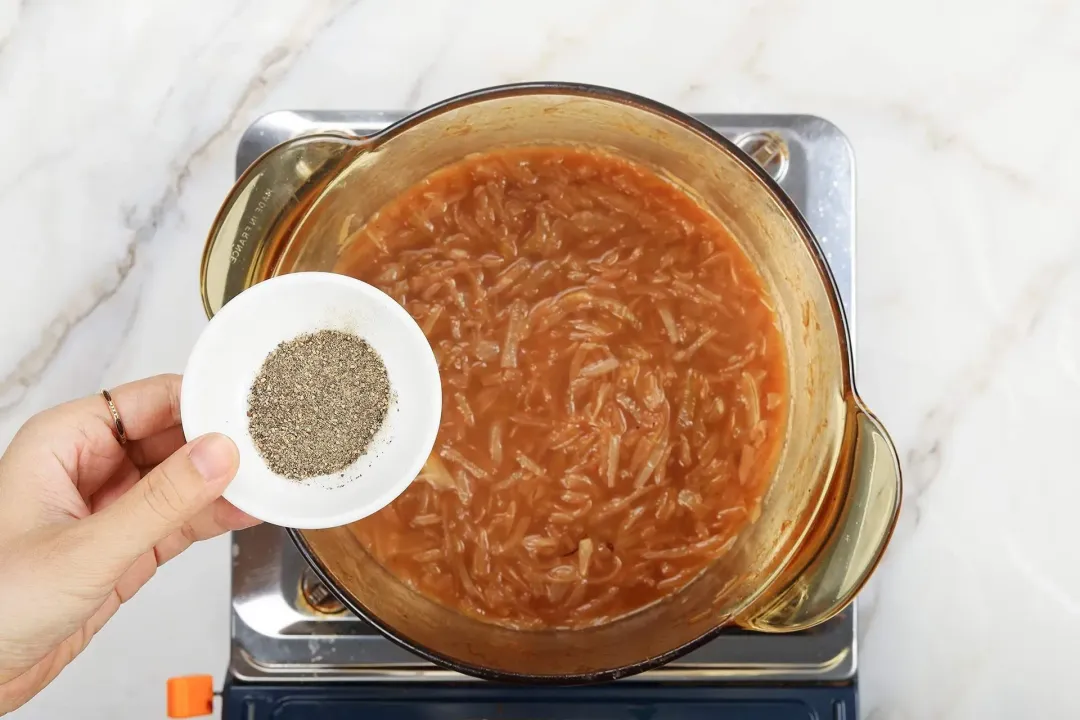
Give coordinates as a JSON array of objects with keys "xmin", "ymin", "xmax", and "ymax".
[
  {"xmin": 199, "ymin": 131, "xmax": 367, "ymax": 319},
  {"xmin": 741, "ymin": 401, "xmax": 902, "ymax": 632}
]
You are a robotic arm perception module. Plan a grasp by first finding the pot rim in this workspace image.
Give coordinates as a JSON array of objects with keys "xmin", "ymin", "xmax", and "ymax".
[{"xmin": 278, "ymin": 80, "xmax": 859, "ymax": 683}]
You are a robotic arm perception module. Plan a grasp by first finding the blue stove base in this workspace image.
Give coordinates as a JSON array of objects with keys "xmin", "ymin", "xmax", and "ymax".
[{"xmin": 223, "ymin": 680, "xmax": 856, "ymax": 719}]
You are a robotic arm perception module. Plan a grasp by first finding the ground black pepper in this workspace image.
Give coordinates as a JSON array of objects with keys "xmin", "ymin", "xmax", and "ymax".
[{"xmin": 247, "ymin": 329, "xmax": 391, "ymax": 480}]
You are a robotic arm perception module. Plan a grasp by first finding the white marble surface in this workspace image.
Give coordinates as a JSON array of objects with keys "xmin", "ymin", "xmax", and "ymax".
[{"xmin": 2, "ymin": 0, "xmax": 1079, "ymax": 717}]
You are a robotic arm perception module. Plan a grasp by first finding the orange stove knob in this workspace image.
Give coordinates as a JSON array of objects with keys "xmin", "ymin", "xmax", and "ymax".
[{"xmin": 166, "ymin": 675, "xmax": 215, "ymax": 717}]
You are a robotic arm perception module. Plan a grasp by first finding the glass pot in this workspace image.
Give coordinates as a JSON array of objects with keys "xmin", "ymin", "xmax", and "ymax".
[{"xmin": 200, "ymin": 83, "xmax": 901, "ymax": 683}]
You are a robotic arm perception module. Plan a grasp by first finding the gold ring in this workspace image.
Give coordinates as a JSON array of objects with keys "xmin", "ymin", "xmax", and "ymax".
[{"xmin": 101, "ymin": 389, "xmax": 128, "ymax": 446}]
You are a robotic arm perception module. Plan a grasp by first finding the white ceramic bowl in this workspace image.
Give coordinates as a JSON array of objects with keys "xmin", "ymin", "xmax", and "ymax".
[{"xmin": 180, "ymin": 272, "xmax": 442, "ymax": 529}]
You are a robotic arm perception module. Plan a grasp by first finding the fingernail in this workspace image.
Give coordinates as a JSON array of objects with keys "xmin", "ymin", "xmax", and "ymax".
[{"xmin": 189, "ymin": 433, "xmax": 239, "ymax": 482}]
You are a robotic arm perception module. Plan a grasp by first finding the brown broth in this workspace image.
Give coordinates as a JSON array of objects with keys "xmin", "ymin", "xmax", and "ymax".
[{"xmin": 334, "ymin": 146, "xmax": 787, "ymax": 629}]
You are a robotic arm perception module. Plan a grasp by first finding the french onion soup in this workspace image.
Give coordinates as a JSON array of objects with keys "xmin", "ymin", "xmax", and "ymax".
[{"xmin": 334, "ymin": 146, "xmax": 786, "ymax": 630}]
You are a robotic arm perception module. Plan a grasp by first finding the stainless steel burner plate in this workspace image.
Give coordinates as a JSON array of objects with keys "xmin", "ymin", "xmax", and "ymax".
[{"xmin": 229, "ymin": 111, "xmax": 857, "ymax": 684}]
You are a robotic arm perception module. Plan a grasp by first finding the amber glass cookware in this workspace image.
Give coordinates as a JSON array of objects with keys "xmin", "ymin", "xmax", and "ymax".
[{"xmin": 200, "ymin": 83, "xmax": 901, "ymax": 683}]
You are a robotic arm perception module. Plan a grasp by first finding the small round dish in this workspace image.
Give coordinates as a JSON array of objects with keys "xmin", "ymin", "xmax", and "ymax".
[{"xmin": 181, "ymin": 272, "xmax": 442, "ymax": 529}]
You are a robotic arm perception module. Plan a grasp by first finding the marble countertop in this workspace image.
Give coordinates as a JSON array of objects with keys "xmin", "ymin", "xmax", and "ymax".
[{"xmin": 3, "ymin": 0, "xmax": 1079, "ymax": 717}]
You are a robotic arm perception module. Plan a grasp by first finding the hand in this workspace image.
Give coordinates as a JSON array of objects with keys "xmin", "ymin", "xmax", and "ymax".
[{"xmin": 0, "ymin": 374, "xmax": 258, "ymax": 713}]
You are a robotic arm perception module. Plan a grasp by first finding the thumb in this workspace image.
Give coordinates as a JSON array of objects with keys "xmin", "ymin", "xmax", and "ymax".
[{"xmin": 86, "ymin": 433, "xmax": 240, "ymax": 568}]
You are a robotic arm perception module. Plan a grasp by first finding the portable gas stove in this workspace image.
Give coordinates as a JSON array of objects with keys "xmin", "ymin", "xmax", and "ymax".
[{"xmin": 222, "ymin": 111, "xmax": 858, "ymax": 719}]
